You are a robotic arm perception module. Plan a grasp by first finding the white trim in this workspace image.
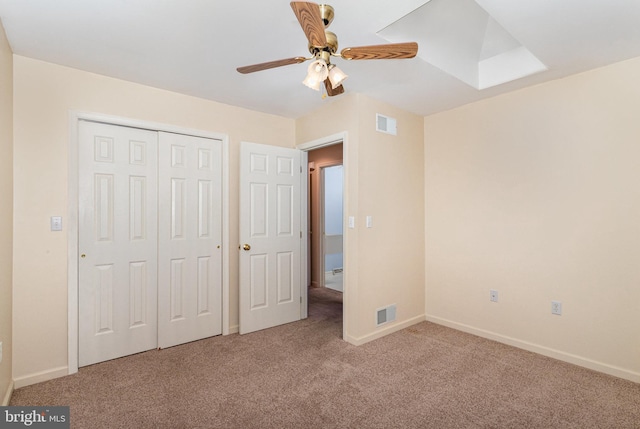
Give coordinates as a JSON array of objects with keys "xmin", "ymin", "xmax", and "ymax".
[
  {"xmin": 68, "ymin": 111, "xmax": 231, "ymax": 375},
  {"xmin": 297, "ymin": 132, "xmax": 345, "ymax": 152},
  {"xmin": 426, "ymin": 315, "xmax": 640, "ymax": 384},
  {"xmin": 315, "ymin": 160, "xmax": 343, "ymax": 290},
  {"xmin": 221, "ymin": 134, "xmax": 230, "ymax": 336},
  {"xmin": 345, "ymin": 314, "xmax": 426, "ymax": 346},
  {"xmin": 69, "ymin": 112, "xmax": 229, "ymax": 141},
  {"xmin": 14, "ymin": 366, "xmax": 69, "ymax": 389},
  {"xmin": 296, "ymin": 132, "xmax": 348, "ymax": 340},
  {"xmin": 299, "ymin": 151, "xmax": 309, "ymax": 319},
  {"xmin": 1, "ymin": 380, "xmax": 13, "ymax": 406},
  {"xmin": 67, "ymin": 114, "xmax": 80, "ymax": 375}
]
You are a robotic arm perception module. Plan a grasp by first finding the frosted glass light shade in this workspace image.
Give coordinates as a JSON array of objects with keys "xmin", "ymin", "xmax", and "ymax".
[
  {"xmin": 302, "ymin": 59, "xmax": 329, "ymax": 91},
  {"xmin": 328, "ymin": 65, "xmax": 348, "ymax": 88}
]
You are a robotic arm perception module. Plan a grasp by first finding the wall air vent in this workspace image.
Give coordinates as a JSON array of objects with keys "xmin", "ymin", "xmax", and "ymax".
[
  {"xmin": 376, "ymin": 304, "xmax": 397, "ymax": 326},
  {"xmin": 376, "ymin": 114, "xmax": 397, "ymax": 136}
]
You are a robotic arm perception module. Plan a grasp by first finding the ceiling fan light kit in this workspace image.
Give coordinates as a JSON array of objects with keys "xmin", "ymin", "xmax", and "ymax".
[
  {"xmin": 303, "ymin": 59, "xmax": 329, "ymax": 91},
  {"xmin": 303, "ymin": 60, "xmax": 347, "ymax": 92},
  {"xmin": 328, "ymin": 64, "xmax": 348, "ymax": 89},
  {"xmin": 237, "ymin": 2, "xmax": 419, "ymax": 97}
]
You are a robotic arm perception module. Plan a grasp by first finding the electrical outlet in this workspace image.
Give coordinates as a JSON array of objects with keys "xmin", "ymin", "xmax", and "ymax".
[
  {"xmin": 551, "ymin": 301, "xmax": 562, "ymax": 315},
  {"xmin": 490, "ymin": 289, "xmax": 499, "ymax": 302}
]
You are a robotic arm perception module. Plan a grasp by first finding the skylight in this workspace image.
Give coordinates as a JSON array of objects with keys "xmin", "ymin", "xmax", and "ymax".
[{"xmin": 378, "ymin": 0, "xmax": 547, "ymax": 90}]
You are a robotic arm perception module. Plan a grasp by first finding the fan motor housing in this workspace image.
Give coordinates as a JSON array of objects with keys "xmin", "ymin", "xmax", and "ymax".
[{"xmin": 308, "ymin": 31, "xmax": 338, "ymax": 57}]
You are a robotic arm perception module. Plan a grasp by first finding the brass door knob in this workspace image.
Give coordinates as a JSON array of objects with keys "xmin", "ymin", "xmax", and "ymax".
[
  {"xmin": 80, "ymin": 254, "xmax": 86, "ymax": 258},
  {"xmin": 242, "ymin": 244, "xmax": 251, "ymax": 251}
]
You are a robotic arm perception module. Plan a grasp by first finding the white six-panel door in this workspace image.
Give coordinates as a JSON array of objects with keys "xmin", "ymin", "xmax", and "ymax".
[
  {"xmin": 239, "ymin": 142, "xmax": 302, "ymax": 334},
  {"xmin": 78, "ymin": 121, "xmax": 159, "ymax": 367},
  {"xmin": 78, "ymin": 122, "xmax": 223, "ymax": 366},
  {"xmin": 157, "ymin": 132, "xmax": 222, "ymax": 348}
]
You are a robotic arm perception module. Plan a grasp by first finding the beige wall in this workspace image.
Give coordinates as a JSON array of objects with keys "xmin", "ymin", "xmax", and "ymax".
[
  {"xmin": 0, "ymin": 19, "xmax": 13, "ymax": 404},
  {"xmin": 424, "ymin": 57, "xmax": 640, "ymax": 381},
  {"xmin": 14, "ymin": 43, "xmax": 638, "ymax": 388},
  {"xmin": 297, "ymin": 94, "xmax": 425, "ymax": 344},
  {"xmin": 12, "ymin": 56, "xmax": 295, "ymax": 385},
  {"xmin": 308, "ymin": 144, "xmax": 343, "ymax": 288}
]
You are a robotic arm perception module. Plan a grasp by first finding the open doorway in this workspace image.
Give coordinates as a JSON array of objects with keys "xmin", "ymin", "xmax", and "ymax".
[
  {"xmin": 322, "ymin": 164, "xmax": 343, "ymax": 292},
  {"xmin": 307, "ymin": 143, "xmax": 343, "ymax": 326}
]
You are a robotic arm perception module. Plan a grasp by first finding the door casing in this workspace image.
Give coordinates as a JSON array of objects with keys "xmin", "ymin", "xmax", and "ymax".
[
  {"xmin": 317, "ymin": 161, "xmax": 343, "ymax": 290},
  {"xmin": 318, "ymin": 161, "xmax": 345, "ymax": 287},
  {"xmin": 297, "ymin": 132, "xmax": 347, "ymax": 338}
]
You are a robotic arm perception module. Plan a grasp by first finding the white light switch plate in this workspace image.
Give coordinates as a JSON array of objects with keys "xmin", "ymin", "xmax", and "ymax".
[
  {"xmin": 348, "ymin": 216, "xmax": 355, "ymax": 229},
  {"xmin": 366, "ymin": 216, "xmax": 373, "ymax": 228},
  {"xmin": 51, "ymin": 216, "xmax": 63, "ymax": 231}
]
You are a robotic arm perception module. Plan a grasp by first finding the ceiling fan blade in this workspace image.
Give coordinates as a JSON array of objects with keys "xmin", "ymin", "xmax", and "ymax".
[
  {"xmin": 340, "ymin": 42, "xmax": 419, "ymax": 60},
  {"xmin": 237, "ymin": 57, "xmax": 307, "ymax": 74},
  {"xmin": 324, "ymin": 79, "xmax": 344, "ymax": 97},
  {"xmin": 290, "ymin": 1, "xmax": 327, "ymax": 48}
]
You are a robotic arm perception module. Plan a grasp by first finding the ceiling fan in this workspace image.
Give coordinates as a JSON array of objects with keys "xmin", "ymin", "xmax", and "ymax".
[{"xmin": 237, "ymin": 1, "xmax": 419, "ymax": 97}]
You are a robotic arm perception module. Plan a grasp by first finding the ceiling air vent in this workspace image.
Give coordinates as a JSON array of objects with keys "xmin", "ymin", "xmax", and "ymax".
[{"xmin": 376, "ymin": 114, "xmax": 397, "ymax": 136}]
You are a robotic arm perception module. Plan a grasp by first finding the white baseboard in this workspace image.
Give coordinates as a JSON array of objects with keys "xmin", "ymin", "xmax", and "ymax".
[
  {"xmin": 426, "ymin": 315, "xmax": 640, "ymax": 384},
  {"xmin": 2, "ymin": 380, "xmax": 13, "ymax": 406},
  {"xmin": 345, "ymin": 314, "xmax": 426, "ymax": 346},
  {"xmin": 228, "ymin": 324, "xmax": 239, "ymax": 335},
  {"xmin": 13, "ymin": 366, "xmax": 69, "ymax": 389}
]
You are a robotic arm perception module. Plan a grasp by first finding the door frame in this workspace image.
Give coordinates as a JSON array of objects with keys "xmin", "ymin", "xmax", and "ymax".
[
  {"xmin": 67, "ymin": 111, "xmax": 230, "ymax": 375},
  {"xmin": 297, "ymin": 132, "xmax": 347, "ymax": 336},
  {"xmin": 317, "ymin": 161, "xmax": 343, "ymax": 289}
]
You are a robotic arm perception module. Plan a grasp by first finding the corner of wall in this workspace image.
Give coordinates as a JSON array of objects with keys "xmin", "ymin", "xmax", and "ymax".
[
  {"xmin": 425, "ymin": 314, "xmax": 640, "ymax": 383},
  {"xmin": 345, "ymin": 314, "xmax": 426, "ymax": 346},
  {"xmin": 2, "ymin": 381, "xmax": 14, "ymax": 406},
  {"xmin": 0, "ymin": 16, "xmax": 14, "ymax": 407},
  {"xmin": 423, "ymin": 55, "xmax": 640, "ymax": 380}
]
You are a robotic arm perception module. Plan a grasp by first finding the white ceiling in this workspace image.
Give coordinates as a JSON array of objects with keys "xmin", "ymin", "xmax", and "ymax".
[{"xmin": 1, "ymin": 0, "xmax": 639, "ymax": 119}]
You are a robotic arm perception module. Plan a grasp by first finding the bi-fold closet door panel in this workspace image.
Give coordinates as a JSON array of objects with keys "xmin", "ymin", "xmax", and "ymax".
[
  {"xmin": 157, "ymin": 132, "xmax": 222, "ymax": 349},
  {"xmin": 78, "ymin": 121, "xmax": 222, "ymax": 367},
  {"xmin": 78, "ymin": 121, "xmax": 159, "ymax": 367}
]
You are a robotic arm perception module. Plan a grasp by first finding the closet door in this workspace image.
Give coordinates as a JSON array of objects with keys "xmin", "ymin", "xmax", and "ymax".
[
  {"xmin": 78, "ymin": 121, "xmax": 159, "ymax": 367},
  {"xmin": 157, "ymin": 132, "xmax": 223, "ymax": 348}
]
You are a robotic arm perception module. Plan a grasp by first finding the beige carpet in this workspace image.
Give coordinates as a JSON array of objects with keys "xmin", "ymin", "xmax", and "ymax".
[{"xmin": 10, "ymin": 287, "xmax": 640, "ymax": 428}]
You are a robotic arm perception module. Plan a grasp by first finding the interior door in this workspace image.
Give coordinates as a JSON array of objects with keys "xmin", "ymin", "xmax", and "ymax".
[
  {"xmin": 239, "ymin": 142, "xmax": 303, "ymax": 334},
  {"xmin": 78, "ymin": 121, "xmax": 158, "ymax": 367},
  {"xmin": 157, "ymin": 132, "xmax": 223, "ymax": 348}
]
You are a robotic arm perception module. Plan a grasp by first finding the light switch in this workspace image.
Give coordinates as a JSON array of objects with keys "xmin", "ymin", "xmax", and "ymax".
[
  {"xmin": 51, "ymin": 216, "xmax": 63, "ymax": 231},
  {"xmin": 366, "ymin": 216, "xmax": 373, "ymax": 228},
  {"xmin": 348, "ymin": 216, "xmax": 355, "ymax": 229}
]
